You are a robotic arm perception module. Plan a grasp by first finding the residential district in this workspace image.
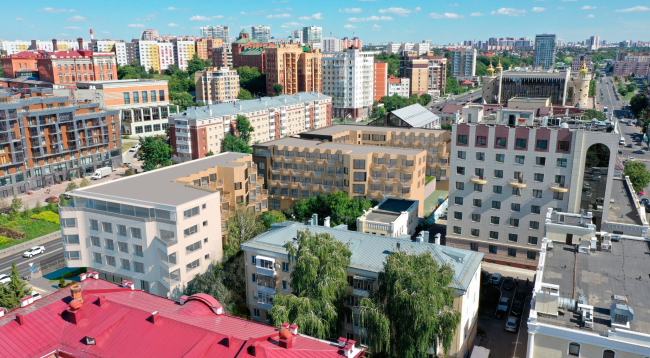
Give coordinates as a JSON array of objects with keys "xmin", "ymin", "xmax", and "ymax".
[{"xmin": 0, "ymin": 14, "xmax": 649, "ymax": 358}]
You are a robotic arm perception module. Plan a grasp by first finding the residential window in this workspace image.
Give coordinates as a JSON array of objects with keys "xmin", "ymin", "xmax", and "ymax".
[
  {"xmin": 493, "ymin": 185, "xmax": 502, "ymax": 194},
  {"xmin": 530, "ymin": 221, "xmax": 540, "ymax": 230},
  {"xmin": 534, "ymin": 173, "xmax": 544, "ymax": 182},
  {"xmin": 117, "ymin": 242, "xmax": 129, "ymax": 253},
  {"xmin": 527, "ymin": 251, "xmax": 537, "ymax": 260},
  {"xmin": 553, "ymin": 191, "xmax": 564, "ymax": 200},
  {"xmin": 89, "ymin": 219, "xmax": 99, "ymax": 231},
  {"xmin": 533, "ymin": 189, "xmax": 543, "ymax": 198},
  {"xmin": 234, "ymin": 182, "xmax": 242, "ymax": 190},
  {"xmin": 515, "ymin": 155, "xmax": 525, "ymax": 164},
  {"xmin": 184, "ymin": 225, "xmax": 198, "ymax": 237},
  {"xmin": 568, "ymin": 343, "xmax": 580, "ymax": 356},
  {"xmin": 489, "ymin": 231, "xmax": 499, "ymax": 240},
  {"xmin": 121, "ymin": 258, "xmax": 130, "ymax": 270},
  {"xmin": 476, "ymin": 136, "xmax": 487, "ymax": 145},
  {"xmin": 512, "ymin": 187, "xmax": 522, "ymax": 196},
  {"xmin": 508, "ymin": 248, "xmax": 517, "ymax": 257},
  {"xmin": 558, "ymin": 141, "xmax": 570, "ymax": 151},
  {"xmin": 456, "ymin": 182, "xmax": 465, "ymax": 190},
  {"xmin": 106, "ymin": 256, "xmax": 116, "ymax": 266},
  {"xmin": 251, "ymin": 255, "xmax": 257, "ymax": 265},
  {"xmin": 557, "ymin": 158, "xmax": 567, "ymax": 167},
  {"xmin": 353, "ymin": 159, "xmax": 366, "ymax": 169},
  {"xmin": 186, "ymin": 241, "xmax": 201, "ymax": 254},
  {"xmin": 253, "ymin": 308, "xmax": 260, "ymax": 318},
  {"xmin": 536, "ymin": 140, "xmax": 548, "ymax": 150},
  {"xmin": 491, "ymin": 216, "xmax": 500, "ymax": 225},
  {"xmin": 536, "ymin": 157, "xmax": 546, "ymax": 166},
  {"xmin": 528, "ymin": 236, "xmax": 538, "ymax": 245},
  {"xmin": 471, "ymin": 214, "xmax": 481, "ymax": 222},
  {"xmin": 515, "ymin": 138, "xmax": 527, "ymax": 149},
  {"xmin": 62, "ymin": 218, "xmax": 77, "ymax": 227},
  {"xmin": 186, "ymin": 259, "xmax": 200, "ymax": 272},
  {"xmin": 492, "ymin": 201, "xmax": 501, "ymax": 209},
  {"xmin": 511, "ymin": 203, "xmax": 521, "ymax": 211},
  {"xmin": 151, "ymin": 90, "xmax": 157, "ymax": 101},
  {"xmin": 496, "ymin": 137, "xmax": 506, "ymax": 147},
  {"xmin": 131, "ymin": 228, "xmax": 142, "ymax": 239},
  {"xmin": 509, "ymin": 234, "xmax": 518, "ymax": 242},
  {"xmin": 489, "ymin": 245, "xmax": 498, "ymax": 254},
  {"xmin": 473, "ymin": 199, "xmax": 482, "ymax": 207},
  {"xmin": 454, "ymin": 197, "xmax": 463, "ymax": 205},
  {"xmin": 90, "ymin": 236, "xmax": 100, "ymax": 247},
  {"xmin": 184, "ymin": 206, "xmax": 200, "ymax": 218},
  {"xmin": 282, "ymin": 262, "xmax": 290, "ymax": 272},
  {"xmin": 142, "ymin": 91, "xmax": 148, "ymax": 103},
  {"xmin": 105, "ymin": 239, "xmax": 114, "ymax": 251},
  {"xmin": 353, "ymin": 172, "xmax": 366, "ymax": 182},
  {"xmin": 454, "ymin": 212, "xmax": 463, "ymax": 220},
  {"xmin": 494, "ymin": 170, "xmax": 503, "ymax": 178},
  {"xmin": 117, "ymin": 224, "xmax": 127, "ymax": 236},
  {"xmin": 133, "ymin": 91, "xmax": 139, "ymax": 103},
  {"xmin": 134, "ymin": 262, "xmax": 144, "ymax": 273},
  {"xmin": 531, "ymin": 205, "xmax": 541, "ymax": 214},
  {"xmin": 470, "ymin": 243, "xmax": 478, "ymax": 251},
  {"xmin": 453, "ymin": 226, "xmax": 461, "ymax": 234},
  {"xmin": 471, "ymin": 228, "xmax": 480, "ymax": 237},
  {"xmin": 457, "ymin": 151, "xmax": 466, "ymax": 159},
  {"xmin": 134, "ymin": 245, "xmax": 144, "ymax": 257},
  {"xmin": 476, "ymin": 152, "xmax": 485, "ymax": 161},
  {"xmin": 495, "ymin": 154, "xmax": 505, "ymax": 163},
  {"xmin": 102, "ymin": 222, "xmax": 112, "ymax": 233},
  {"xmin": 457, "ymin": 167, "xmax": 465, "ymax": 175},
  {"xmin": 123, "ymin": 92, "xmax": 130, "ymax": 104},
  {"xmin": 509, "ymin": 218, "xmax": 519, "ymax": 227},
  {"xmin": 458, "ymin": 135, "xmax": 468, "ymax": 144},
  {"xmin": 63, "ymin": 235, "xmax": 80, "ymax": 245},
  {"xmin": 353, "ymin": 184, "xmax": 365, "ymax": 194},
  {"xmin": 474, "ymin": 183, "xmax": 483, "ymax": 192},
  {"xmin": 93, "ymin": 252, "xmax": 102, "ymax": 264}
]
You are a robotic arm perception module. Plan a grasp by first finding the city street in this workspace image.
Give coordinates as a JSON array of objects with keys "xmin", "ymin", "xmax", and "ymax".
[
  {"xmin": 429, "ymin": 89, "xmax": 483, "ymax": 111},
  {"xmin": 0, "ymin": 238, "xmax": 63, "ymax": 280}
]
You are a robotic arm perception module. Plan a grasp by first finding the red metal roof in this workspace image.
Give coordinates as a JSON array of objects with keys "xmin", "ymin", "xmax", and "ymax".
[{"xmin": 0, "ymin": 279, "xmax": 363, "ymax": 358}]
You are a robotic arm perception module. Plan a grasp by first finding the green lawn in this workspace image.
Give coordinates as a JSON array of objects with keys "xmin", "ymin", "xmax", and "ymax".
[
  {"xmin": 0, "ymin": 214, "xmax": 61, "ymax": 250},
  {"xmin": 122, "ymin": 142, "xmax": 137, "ymax": 153}
]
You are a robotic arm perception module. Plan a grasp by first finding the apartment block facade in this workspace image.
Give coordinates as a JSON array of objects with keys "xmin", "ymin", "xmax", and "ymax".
[
  {"xmin": 388, "ymin": 76, "xmax": 410, "ymax": 97},
  {"xmin": 194, "ymin": 67, "xmax": 240, "ymax": 105},
  {"xmin": 613, "ymin": 61, "xmax": 650, "ymax": 78},
  {"xmin": 322, "ymin": 50, "xmax": 374, "ymax": 120},
  {"xmin": 171, "ymin": 39, "xmax": 196, "ymax": 71},
  {"xmin": 533, "ymin": 34, "xmax": 557, "ymax": 70},
  {"xmin": 199, "ymin": 25, "xmax": 230, "ymax": 43},
  {"xmin": 252, "ymin": 136, "xmax": 427, "ymax": 213},
  {"xmin": 302, "ymin": 26, "xmax": 323, "ymax": 50},
  {"xmin": 36, "ymin": 50, "xmax": 118, "ymax": 87},
  {"xmin": 196, "ymin": 38, "xmax": 224, "ymax": 62},
  {"xmin": 75, "ymin": 79, "xmax": 177, "ymax": 137},
  {"xmin": 93, "ymin": 40, "xmax": 130, "ymax": 66},
  {"xmin": 251, "ymin": 26, "xmax": 271, "ymax": 44},
  {"xmin": 421, "ymin": 54, "xmax": 447, "ymax": 97},
  {"xmin": 168, "ymin": 93, "xmax": 332, "ymax": 160},
  {"xmin": 403, "ymin": 58, "xmax": 429, "ymax": 96},
  {"xmin": 0, "ymin": 51, "xmax": 40, "ymax": 79},
  {"xmin": 212, "ymin": 46, "xmax": 233, "ymax": 68},
  {"xmin": 446, "ymin": 122, "xmax": 617, "ymax": 268},
  {"xmin": 0, "ymin": 87, "xmax": 122, "ymax": 197},
  {"xmin": 264, "ymin": 44, "xmax": 322, "ymax": 96},
  {"xmin": 242, "ymin": 221, "xmax": 483, "ymax": 357},
  {"xmin": 373, "ymin": 60, "xmax": 388, "ymax": 102},
  {"xmin": 451, "ymin": 48, "xmax": 477, "ymax": 77}
]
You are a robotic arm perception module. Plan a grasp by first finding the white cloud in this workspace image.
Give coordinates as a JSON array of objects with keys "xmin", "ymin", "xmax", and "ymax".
[
  {"xmin": 127, "ymin": 24, "xmax": 145, "ymax": 28},
  {"xmin": 102, "ymin": 31, "xmax": 110, "ymax": 34},
  {"xmin": 240, "ymin": 10, "xmax": 266, "ymax": 15},
  {"xmin": 491, "ymin": 8, "xmax": 526, "ymax": 16},
  {"xmin": 190, "ymin": 15, "xmax": 223, "ymax": 21},
  {"xmin": 299, "ymin": 13, "xmax": 323, "ymax": 20},
  {"xmin": 373, "ymin": 24, "xmax": 381, "ymax": 28},
  {"xmin": 581, "ymin": 5, "xmax": 597, "ymax": 10},
  {"xmin": 586, "ymin": 14, "xmax": 595, "ymax": 18},
  {"xmin": 39, "ymin": 8, "xmax": 77, "ymax": 13},
  {"xmin": 449, "ymin": 3, "xmax": 459, "ymax": 6},
  {"xmin": 267, "ymin": 13, "xmax": 292, "ymax": 18},
  {"xmin": 165, "ymin": 7, "xmax": 188, "ymax": 11},
  {"xmin": 228, "ymin": 17, "xmax": 239, "ymax": 20},
  {"xmin": 429, "ymin": 12, "xmax": 465, "ymax": 18},
  {"xmin": 67, "ymin": 15, "xmax": 87, "ymax": 21},
  {"xmin": 347, "ymin": 15, "xmax": 393, "ymax": 21},
  {"xmin": 15, "ymin": 17, "xmax": 25, "ymax": 21},
  {"xmin": 379, "ymin": 7, "xmax": 418, "ymax": 16},
  {"xmin": 63, "ymin": 26, "xmax": 81, "ymax": 30},
  {"xmin": 470, "ymin": 12, "xmax": 484, "ymax": 16},
  {"xmin": 281, "ymin": 21, "xmax": 304, "ymax": 28},
  {"xmin": 343, "ymin": 24, "xmax": 358, "ymax": 29},
  {"xmin": 340, "ymin": 8, "xmax": 363, "ymax": 13},
  {"xmin": 274, "ymin": 7, "xmax": 293, "ymax": 11},
  {"xmin": 616, "ymin": 6, "xmax": 650, "ymax": 12},
  {"xmin": 61, "ymin": 33, "xmax": 71, "ymax": 37},
  {"xmin": 168, "ymin": 23, "xmax": 180, "ymax": 27},
  {"xmin": 532, "ymin": 7, "xmax": 546, "ymax": 12}
]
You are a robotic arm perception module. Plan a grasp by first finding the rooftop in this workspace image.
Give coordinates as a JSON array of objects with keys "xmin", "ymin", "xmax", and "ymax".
[
  {"xmin": 608, "ymin": 178, "xmax": 644, "ymax": 226},
  {"xmin": 538, "ymin": 240, "xmax": 650, "ymax": 335},
  {"xmin": 301, "ymin": 124, "xmax": 447, "ymax": 137},
  {"xmin": 391, "ymin": 104, "xmax": 440, "ymax": 127},
  {"xmin": 365, "ymin": 198, "xmax": 418, "ymax": 223},
  {"xmin": 0, "ymin": 278, "xmax": 363, "ymax": 358},
  {"xmin": 242, "ymin": 221, "xmax": 483, "ymax": 292},
  {"xmin": 71, "ymin": 152, "xmax": 250, "ymax": 207},
  {"xmin": 76, "ymin": 79, "xmax": 169, "ymax": 89},
  {"xmin": 254, "ymin": 137, "xmax": 426, "ymax": 156}
]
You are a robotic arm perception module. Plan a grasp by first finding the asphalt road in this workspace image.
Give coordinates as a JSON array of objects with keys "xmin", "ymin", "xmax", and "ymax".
[
  {"xmin": 0, "ymin": 238, "xmax": 64, "ymax": 279},
  {"xmin": 428, "ymin": 89, "xmax": 484, "ymax": 111}
]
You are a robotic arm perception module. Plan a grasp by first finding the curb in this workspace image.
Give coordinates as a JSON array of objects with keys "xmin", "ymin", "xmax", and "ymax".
[{"xmin": 0, "ymin": 232, "xmax": 62, "ymax": 260}]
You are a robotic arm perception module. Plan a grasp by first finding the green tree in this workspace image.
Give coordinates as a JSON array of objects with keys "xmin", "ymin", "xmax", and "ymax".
[
  {"xmin": 624, "ymin": 161, "xmax": 650, "ymax": 193},
  {"xmin": 259, "ymin": 210, "xmax": 287, "ymax": 229},
  {"xmin": 79, "ymin": 177, "xmax": 90, "ymax": 188},
  {"xmin": 272, "ymin": 83, "xmax": 283, "ymax": 96},
  {"xmin": 235, "ymin": 115, "xmax": 254, "ymax": 143},
  {"xmin": 584, "ymin": 109, "xmax": 607, "ymax": 121},
  {"xmin": 124, "ymin": 168, "xmax": 136, "ymax": 176},
  {"xmin": 224, "ymin": 205, "xmax": 264, "ymax": 259},
  {"xmin": 588, "ymin": 80, "xmax": 596, "ymax": 97},
  {"xmin": 418, "ymin": 94, "xmax": 432, "ymax": 106},
  {"xmin": 237, "ymin": 66, "xmax": 266, "ymax": 94},
  {"xmin": 360, "ymin": 250, "xmax": 460, "ymax": 357},
  {"xmin": 441, "ymin": 123, "xmax": 452, "ymax": 130},
  {"xmin": 238, "ymin": 88, "xmax": 254, "ymax": 100},
  {"xmin": 117, "ymin": 61, "xmax": 150, "ymax": 80},
  {"xmin": 33, "ymin": 200, "xmax": 43, "ymax": 214},
  {"xmin": 284, "ymin": 191, "xmax": 373, "ymax": 230},
  {"xmin": 169, "ymin": 92, "xmax": 195, "ymax": 110},
  {"xmin": 630, "ymin": 94, "xmax": 649, "ymax": 118},
  {"xmin": 373, "ymin": 53, "xmax": 401, "ymax": 77},
  {"xmin": 0, "ymin": 263, "xmax": 31, "ymax": 310},
  {"xmin": 163, "ymin": 64, "xmax": 180, "ymax": 76},
  {"xmin": 186, "ymin": 53, "xmax": 209, "ymax": 76},
  {"xmin": 66, "ymin": 182, "xmax": 78, "ymax": 192},
  {"xmin": 446, "ymin": 77, "xmax": 462, "ymax": 95},
  {"xmin": 221, "ymin": 134, "xmax": 252, "ymax": 154},
  {"xmin": 268, "ymin": 230, "xmax": 352, "ymax": 339},
  {"xmin": 382, "ymin": 94, "xmax": 409, "ymax": 112},
  {"xmin": 627, "ymin": 82, "xmax": 637, "ymax": 93},
  {"xmin": 205, "ymin": 150, "xmax": 215, "ymax": 157},
  {"xmin": 139, "ymin": 136, "xmax": 174, "ymax": 171},
  {"xmin": 10, "ymin": 195, "xmax": 23, "ymax": 216}
]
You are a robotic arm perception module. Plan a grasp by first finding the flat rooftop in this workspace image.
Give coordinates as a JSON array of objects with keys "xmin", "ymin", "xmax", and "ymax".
[
  {"xmin": 608, "ymin": 178, "xmax": 644, "ymax": 226},
  {"xmin": 540, "ymin": 240, "xmax": 650, "ymax": 334},
  {"xmin": 254, "ymin": 137, "xmax": 426, "ymax": 155},
  {"xmin": 301, "ymin": 124, "xmax": 447, "ymax": 136},
  {"xmin": 365, "ymin": 198, "xmax": 417, "ymax": 223},
  {"xmin": 72, "ymin": 152, "xmax": 249, "ymax": 207},
  {"xmin": 76, "ymin": 79, "xmax": 169, "ymax": 88}
]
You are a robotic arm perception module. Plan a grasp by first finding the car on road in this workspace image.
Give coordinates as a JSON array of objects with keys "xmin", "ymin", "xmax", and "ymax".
[
  {"xmin": 45, "ymin": 196, "xmax": 60, "ymax": 203},
  {"xmin": 641, "ymin": 198, "xmax": 649, "ymax": 206},
  {"xmin": 505, "ymin": 316, "xmax": 519, "ymax": 332},
  {"xmin": 632, "ymin": 150, "xmax": 645, "ymax": 155},
  {"xmin": 489, "ymin": 273, "xmax": 502, "ymax": 286},
  {"xmin": 23, "ymin": 246, "xmax": 45, "ymax": 258},
  {"xmin": 496, "ymin": 297, "xmax": 510, "ymax": 319},
  {"xmin": 502, "ymin": 277, "xmax": 515, "ymax": 290},
  {"xmin": 629, "ymin": 157, "xmax": 636, "ymax": 162},
  {"xmin": 124, "ymin": 162, "xmax": 133, "ymax": 168},
  {"xmin": 128, "ymin": 145, "xmax": 140, "ymax": 152},
  {"xmin": 511, "ymin": 299, "xmax": 524, "ymax": 316},
  {"xmin": 0, "ymin": 274, "xmax": 10, "ymax": 285}
]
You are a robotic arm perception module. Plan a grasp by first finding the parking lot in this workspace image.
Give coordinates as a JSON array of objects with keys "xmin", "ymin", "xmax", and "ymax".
[{"xmin": 476, "ymin": 266, "xmax": 534, "ymax": 358}]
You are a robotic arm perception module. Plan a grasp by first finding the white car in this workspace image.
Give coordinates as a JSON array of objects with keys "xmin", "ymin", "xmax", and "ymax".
[
  {"xmin": 0, "ymin": 274, "xmax": 10, "ymax": 285},
  {"xmin": 505, "ymin": 316, "xmax": 519, "ymax": 332},
  {"xmin": 23, "ymin": 246, "xmax": 45, "ymax": 258},
  {"xmin": 489, "ymin": 273, "xmax": 503, "ymax": 286},
  {"xmin": 128, "ymin": 145, "xmax": 139, "ymax": 152}
]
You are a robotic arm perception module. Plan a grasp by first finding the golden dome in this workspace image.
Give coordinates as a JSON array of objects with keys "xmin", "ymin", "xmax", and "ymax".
[
  {"xmin": 495, "ymin": 59, "xmax": 503, "ymax": 71},
  {"xmin": 487, "ymin": 60, "xmax": 495, "ymax": 76},
  {"xmin": 578, "ymin": 60, "xmax": 588, "ymax": 78}
]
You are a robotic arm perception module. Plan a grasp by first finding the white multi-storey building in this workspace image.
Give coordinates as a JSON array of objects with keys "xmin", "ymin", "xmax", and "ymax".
[
  {"xmin": 172, "ymin": 39, "xmax": 196, "ymax": 71},
  {"xmin": 412, "ymin": 42, "xmax": 430, "ymax": 55},
  {"xmin": 322, "ymin": 50, "xmax": 374, "ymax": 119},
  {"xmin": 94, "ymin": 40, "xmax": 129, "ymax": 66},
  {"xmin": 1, "ymin": 40, "xmax": 30, "ymax": 55},
  {"xmin": 31, "ymin": 40, "xmax": 54, "ymax": 52},
  {"xmin": 290, "ymin": 30, "xmax": 303, "ymax": 44},
  {"xmin": 321, "ymin": 37, "xmax": 340, "ymax": 53},
  {"xmin": 388, "ymin": 77, "xmax": 410, "ymax": 98},
  {"xmin": 385, "ymin": 42, "xmax": 401, "ymax": 54},
  {"xmin": 136, "ymin": 41, "xmax": 161, "ymax": 73},
  {"xmin": 302, "ymin": 26, "xmax": 323, "ymax": 50},
  {"xmin": 157, "ymin": 42, "xmax": 175, "ymax": 72},
  {"xmin": 200, "ymin": 25, "xmax": 230, "ymax": 43},
  {"xmin": 251, "ymin": 25, "xmax": 271, "ymax": 44}
]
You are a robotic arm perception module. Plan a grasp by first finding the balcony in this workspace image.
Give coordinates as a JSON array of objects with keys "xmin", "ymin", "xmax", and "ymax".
[
  {"xmin": 550, "ymin": 183, "xmax": 569, "ymax": 192},
  {"xmin": 471, "ymin": 176, "xmax": 488, "ymax": 184},
  {"xmin": 509, "ymin": 179, "xmax": 527, "ymax": 188},
  {"xmin": 258, "ymin": 284, "xmax": 276, "ymax": 295},
  {"xmin": 177, "ymin": 147, "xmax": 192, "ymax": 154},
  {"xmin": 176, "ymin": 131, "xmax": 190, "ymax": 138}
]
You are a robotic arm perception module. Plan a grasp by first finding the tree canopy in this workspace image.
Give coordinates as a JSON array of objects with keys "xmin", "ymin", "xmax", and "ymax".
[
  {"xmin": 186, "ymin": 53, "xmax": 210, "ymax": 76},
  {"xmin": 0, "ymin": 263, "xmax": 32, "ymax": 310},
  {"xmin": 237, "ymin": 66, "xmax": 266, "ymax": 95},
  {"xmin": 139, "ymin": 136, "xmax": 174, "ymax": 171},
  {"xmin": 221, "ymin": 134, "xmax": 252, "ymax": 154},
  {"xmin": 283, "ymin": 191, "xmax": 374, "ymax": 230},
  {"xmin": 272, "ymin": 83, "xmax": 283, "ymax": 96},
  {"xmin": 360, "ymin": 250, "xmax": 460, "ymax": 357},
  {"xmin": 583, "ymin": 109, "xmax": 607, "ymax": 121},
  {"xmin": 268, "ymin": 230, "xmax": 352, "ymax": 339},
  {"xmin": 373, "ymin": 53, "xmax": 400, "ymax": 77},
  {"xmin": 381, "ymin": 94, "xmax": 418, "ymax": 112},
  {"xmin": 224, "ymin": 205, "xmax": 264, "ymax": 259},
  {"xmin": 238, "ymin": 88, "xmax": 254, "ymax": 100},
  {"xmin": 235, "ymin": 115, "xmax": 254, "ymax": 143},
  {"xmin": 624, "ymin": 161, "xmax": 650, "ymax": 193},
  {"xmin": 630, "ymin": 94, "xmax": 649, "ymax": 118},
  {"xmin": 259, "ymin": 210, "xmax": 287, "ymax": 229}
]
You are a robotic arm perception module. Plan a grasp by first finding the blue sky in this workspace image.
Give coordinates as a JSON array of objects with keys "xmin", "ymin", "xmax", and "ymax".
[{"xmin": 3, "ymin": 0, "xmax": 649, "ymax": 44}]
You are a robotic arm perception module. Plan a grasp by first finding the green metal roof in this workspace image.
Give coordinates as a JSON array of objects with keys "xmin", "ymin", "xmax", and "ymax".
[
  {"xmin": 233, "ymin": 38, "xmax": 260, "ymax": 44},
  {"xmin": 239, "ymin": 47, "xmax": 265, "ymax": 55},
  {"xmin": 242, "ymin": 222, "xmax": 484, "ymax": 292},
  {"xmin": 239, "ymin": 28, "xmax": 249, "ymax": 34}
]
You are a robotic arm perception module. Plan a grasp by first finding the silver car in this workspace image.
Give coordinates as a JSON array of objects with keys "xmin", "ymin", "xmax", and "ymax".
[
  {"xmin": 505, "ymin": 316, "xmax": 519, "ymax": 332},
  {"xmin": 23, "ymin": 246, "xmax": 45, "ymax": 258}
]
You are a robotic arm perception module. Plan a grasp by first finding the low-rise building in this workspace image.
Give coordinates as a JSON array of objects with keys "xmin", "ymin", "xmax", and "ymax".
[
  {"xmin": 0, "ymin": 51, "xmax": 41, "ymax": 79},
  {"xmin": 242, "ymin": 219, "xmax": 483, "ymax": 357},
  {"xmin": 387, "ymin": 76, "xmax": 410, "ymax": 98},
  {"xmin": 60, "ymin": 152, "xmax": 266, "ymax": 298},
  {"xmin": 194, "ymin": 67, "xmax": 240, "ymax": 105},
  {"xmin": 36, "ymin": 49, "xmax": 118, "ymax": 87},
  {"xmin": 75, "ymin": 79, "xmax": 177, "ymax": 137},
  {"xmin": 357, "ymin": 197, "xmax": 419, "ymax": 236}
]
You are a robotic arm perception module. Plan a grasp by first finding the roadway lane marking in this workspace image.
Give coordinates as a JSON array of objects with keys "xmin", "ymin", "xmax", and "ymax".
[{"xmin": 0, "ymin": 247, "xmax": 64, "ymax": 273}]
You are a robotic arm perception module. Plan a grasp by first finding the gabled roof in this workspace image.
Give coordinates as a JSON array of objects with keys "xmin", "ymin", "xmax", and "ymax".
[
  {"xmin": 391, "ymin": 104, "xmax": 440, "ymax": 128},
  {"xmin": 0, "ymin": 279, "xmax": 363, "ymax": 358}
]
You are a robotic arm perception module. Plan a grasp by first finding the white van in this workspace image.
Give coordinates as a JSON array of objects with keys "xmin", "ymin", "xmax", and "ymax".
[{"xmin": 619, "ymin": 137, "xmax": 625, "ymax": 146}]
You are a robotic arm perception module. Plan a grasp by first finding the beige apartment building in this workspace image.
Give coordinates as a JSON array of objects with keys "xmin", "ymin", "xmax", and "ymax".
[
  {"xmin": 298, "ymin": 125, "xmax": 451, "ymax": 189},
  {"xmin": 241, "ymin": 220, "xmax": 484, "ymax": 357},
  {"xmin": 194, "ymin": 67, "xmax": 240, "ymax": 105},
  {"xmin": 252, "ymin": 137, "xmax": 427, "ymax": 213},
  {"xmin": 196, "ymin": 38, "xmax": 224, "ymax": 62},
  {"xmin": 404, "ymin": 58, "xmax": 429, "ymax": 96},
  {"xmin": 264, "ymin": 44, "xmax": 322, "ymax": 96}
]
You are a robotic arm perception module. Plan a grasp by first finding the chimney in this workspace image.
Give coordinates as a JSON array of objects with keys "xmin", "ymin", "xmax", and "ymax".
[
  {"xmin": 224, "ymin": 335, "xmax": 234, "ymax": 348},
  {"xmin": 97, "ymin": 296, "xmax": 106, "ymax": 307},
  {"xmin": 79, "ymin": 272, "xmax": 87, "ymax": 281},
  {"xmin": 90, "ymin": 29, "xmax": 94, "ymax": 41},
  {"xmin": 337, "ymin": 337, "xmax": 347, "ymax": 348},
  {"xmin": 52, "ymin": 39, "xmax": 58, "ymax": 51},
  {"xmin": 247, "ymin": 343, "xmax": 258, "ymax": 356},
  {"xmin": 423, "ymin": 231, "xmax": 429, "ymax": 242},
  {"xmin": 434, "ymin": 233, "xmax": 441, "ymax": 245},
  {"xmin": 289, "ymin": 324, "xmax": 298, "ymax": 335},
  {"xmin": 279, "ymin": 337, "xmax": 294, "ymax": 349},
  {"xmin": 20, "ymin": 295, "xmax": 33, "ymax": 307},
  {"xmin": 15, "ymin": 314, "xmax": 25, "ymax": 326},
  {"xmin": 311, "ymin": 213, "xmax": 318, "ymax": 226},
  {"xmin": 150, "ymin": 311, "xmax": 160, "ymax": 323},
  {"xmin": 68, "ymin": 307, "xmax": 84, "ymax": 324},
  {"xmin": 324, "ymin": 216, "xmax": 331, "ymax": 227},
  {"xmin": 70, "ymin": 284, "xmax": 83, "ymax": 303},
  {"xmin": 282, "ymin": 322, "xmax": 290, "ymax": 330},
  {"xmin": 77, "ymin": 37, "xmax": 84, "ymax": 50},
  {"xmin": 0, "ymin": 307, "xmax": 5, "ymax": 317},
  {"xmin": 396, "ymin": 242, "xmax": 401, "ymax": 250},
  {"xmin": 344, "ymin": 344, "xmax": 354, "ymax": 357}
]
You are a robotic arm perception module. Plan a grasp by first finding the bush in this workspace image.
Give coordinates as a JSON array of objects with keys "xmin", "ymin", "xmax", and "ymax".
[
  {"xmin": 0, "ymin": 228, "xmax": 26, "ymax": 240},
  {"xmin": 125, "ymin": 168, "xmax": 135, "ymax": 176},
  {"xmin": 121, "ymin": 135, "xmax": 131, "ymax": 139},
  {"xmin": 80, "ymin": 178, "xmax": 90, "ymax": 188},
  {"xmin": 58, "ymin": 277, "xmax": 66, "ymax": 288},
  {"xmin": 31, "ymin": 211, "xmax": 60, "ymax": 225},
  {"xmin": 0, "ymin": 236, "xmax": 12, "ymax": 245}
]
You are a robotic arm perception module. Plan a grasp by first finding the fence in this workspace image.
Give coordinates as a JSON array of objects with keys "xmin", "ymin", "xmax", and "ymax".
[{"xmin": 0, "ymin": 231, "xmax": 62, "ymax": 259}]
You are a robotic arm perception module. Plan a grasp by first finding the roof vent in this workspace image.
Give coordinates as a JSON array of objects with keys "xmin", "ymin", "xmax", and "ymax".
[
  {"xmin": 396, "ymin": 242, "xmax": 401, "ymax": 250},
  {"xmin": 150, "ymin": 311, "xmax": 160, "ymax": 324},
  {"xmin": 15, "ymin": 313, "xmax": 26, "ymax": 326},
  {"xmin": 337, "ymin": 337, "xmax": 347, "ymax": 348},
  {"xmin": 84, "ymin": 336, "xmax": 96, "ymax": 345}
]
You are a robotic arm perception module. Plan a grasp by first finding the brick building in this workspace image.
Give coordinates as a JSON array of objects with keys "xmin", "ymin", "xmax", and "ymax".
[
  {"xmin": 264, "ymin": 44, "xmax": 322, "ymax": 96},
  {"xmin": 0, "ymin": 51, "xmax": 41, "ymax": 79},
  {"xmin": 373, "ymin": 60, "xmax": 388, "ymax": 102},
  {"xmin": 231, "ymin": 29, "xmax": 275, "ymax": 73},
  {"xmin": 36, "ymin": 50, "xmax": 118, "ymax": 87},
  {"xmin": 196, "ymin": 38, "xmax": 224, "ymax": 61}
]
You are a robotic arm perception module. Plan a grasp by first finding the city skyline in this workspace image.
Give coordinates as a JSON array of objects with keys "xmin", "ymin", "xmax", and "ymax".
[{"xmin": 2, "ymin": 0, "xmax": 650, "ymax": 44}]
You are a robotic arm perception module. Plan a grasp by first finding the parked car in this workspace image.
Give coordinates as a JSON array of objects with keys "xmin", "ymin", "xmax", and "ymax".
[
  {"xmin": 514, "ymin": 290, "xmax": 526, "ymax": 302},
  {"xmin": 0, "ymin": 274, "xmax": 10, "ymax": 285},
  {"xmin": 23, "ymin": 246, "xmax": 45, "ymax": 258},
  {"xmin": 627, "ymin": 144, "xmax": 634, "ymax": 148},
  {"xmin": 502, "ymin": 277, "xmax": 515, "ymax": 290},
  {"xmin": 496, "ymin": 297, "xmax": 510, "ymax": 319},
  {"xmin": 505, "ymin": 316, "xmax": 519, "ymax": 332},
  {"xmin": 128, "ymin": 145, "xmax": 140, "ymax": 152},
  {"xmin": 641, "ymin": 199, "xmax": 649, "ymax": 206},
  {"xmin": 45, "ymin": 196, "xmax": 59, "ymax": 203},
  {"xmin": 632, "ymin": 150, "xmax": 645, "ymax": 155},
  {"xmin": 511, "ymin": 299, "xmax": 524, "ymax": 316},
  {"xmin": 489, "ymin": 273, "xmax": 502, "ymax": 286},
  {"xmin": 629, "ymin": 157, "xmax": 636, "ymax": 162}
]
